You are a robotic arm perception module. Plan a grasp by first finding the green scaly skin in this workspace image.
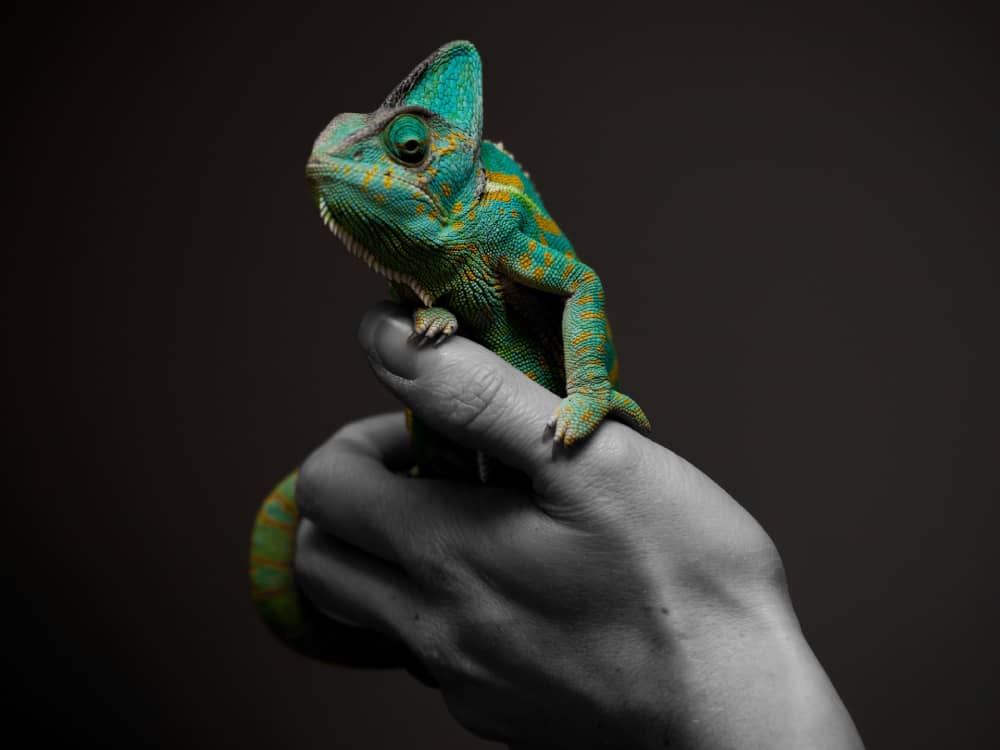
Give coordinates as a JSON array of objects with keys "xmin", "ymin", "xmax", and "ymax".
[{"xmin": 250, "ymin": 41, "xmax": 651, "ymax": 666}]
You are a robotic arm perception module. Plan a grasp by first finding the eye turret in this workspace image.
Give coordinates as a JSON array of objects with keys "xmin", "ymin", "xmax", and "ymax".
[{"xmin": 384, "ymin": 114, "xmax": 429, "ymax": 165}]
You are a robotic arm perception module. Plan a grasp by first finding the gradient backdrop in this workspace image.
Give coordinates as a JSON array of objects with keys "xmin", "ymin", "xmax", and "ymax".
[{"xmin": 8, "ymin": 4, "xmax": 998, "ymax": 748}]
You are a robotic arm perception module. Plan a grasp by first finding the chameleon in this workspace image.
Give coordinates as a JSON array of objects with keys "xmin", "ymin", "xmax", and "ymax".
[{"xmin": 250, "ymin": 40, "xmax": 651, "ymax": 668}]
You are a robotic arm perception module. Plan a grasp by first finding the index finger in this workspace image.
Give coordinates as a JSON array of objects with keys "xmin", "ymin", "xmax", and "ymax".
[{"xmin": 295, "ymin": 412, "xmax": 471, "ymax": 568}]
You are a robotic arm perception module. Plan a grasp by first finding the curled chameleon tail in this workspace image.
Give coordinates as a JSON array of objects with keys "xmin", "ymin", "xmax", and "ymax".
[
  {"xmin": 249, "ymin": 471, "xmax": 436, "ymax": 680},
  {"xmin": 249, "ymin": 473, "xmax": 309, "ymax": 649}
]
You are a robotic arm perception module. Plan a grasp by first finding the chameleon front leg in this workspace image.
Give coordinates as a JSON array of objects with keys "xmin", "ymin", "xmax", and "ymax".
[
  {"xmin": 412, "ymin": 306, "xmax": 458, "ymax": 342},
  {"xmin": 498, "ymin": 238, "xmax": 651, "ymax": 445},
  {"xmin": 389, "ymin": 281, "xmax": 458, "ymax": 343}
]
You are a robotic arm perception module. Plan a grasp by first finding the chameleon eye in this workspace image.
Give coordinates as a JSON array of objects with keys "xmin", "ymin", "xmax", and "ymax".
[{"xmin": 384, "ymin": 114, "xmax": 429, "ymax": 165}]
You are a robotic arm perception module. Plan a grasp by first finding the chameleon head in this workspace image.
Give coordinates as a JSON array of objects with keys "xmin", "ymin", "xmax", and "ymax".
[{"xmin": 305, "ymin": 41, "xmax": 484, "ymax": 303}]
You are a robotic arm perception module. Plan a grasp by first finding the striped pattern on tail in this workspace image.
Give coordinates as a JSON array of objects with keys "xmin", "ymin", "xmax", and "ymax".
[
  {"xmin": 250, "ymin": 472, "xmax": 306, "ymax": 639},
  {"xmin": 249, "ymin": 470, "xmax": 433, "ymax": 678}
]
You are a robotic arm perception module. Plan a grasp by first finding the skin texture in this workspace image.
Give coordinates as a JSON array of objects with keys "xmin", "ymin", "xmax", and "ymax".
[{"xmin": 291, "ymin": 304, "xmax": 865, "ymax": 749}]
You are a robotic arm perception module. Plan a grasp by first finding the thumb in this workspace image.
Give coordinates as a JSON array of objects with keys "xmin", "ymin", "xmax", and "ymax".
[{"xmin": 358, "ymin": 302, "xmax": 560, "ymax": 479}]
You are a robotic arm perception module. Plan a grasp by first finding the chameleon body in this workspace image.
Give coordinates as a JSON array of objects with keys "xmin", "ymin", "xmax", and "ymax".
[{"xmin": 251, "ymin": 41, "xmax": 650, "ymax": 664}]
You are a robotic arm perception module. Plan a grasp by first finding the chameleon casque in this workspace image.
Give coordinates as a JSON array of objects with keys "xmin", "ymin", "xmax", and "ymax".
[{"xmin": 250, "ymin": 40, "xmax": 650, "ymax": 668}]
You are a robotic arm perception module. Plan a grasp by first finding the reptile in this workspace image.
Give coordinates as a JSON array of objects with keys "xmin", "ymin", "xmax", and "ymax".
[{"xmin": 250, "ymin": 40, "xmax": 651, "ymax": 668}]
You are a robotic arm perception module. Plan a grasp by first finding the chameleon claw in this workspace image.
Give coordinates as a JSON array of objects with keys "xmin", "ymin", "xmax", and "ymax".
[{"xmin": 412, "ymin": 307, "xmax": 459, "ymax": 345}]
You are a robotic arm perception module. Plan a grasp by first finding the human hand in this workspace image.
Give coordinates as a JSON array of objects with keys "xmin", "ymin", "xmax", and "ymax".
[{"xmin": 293, "ymin": 302, "xmax": 863, "ymax": 749}]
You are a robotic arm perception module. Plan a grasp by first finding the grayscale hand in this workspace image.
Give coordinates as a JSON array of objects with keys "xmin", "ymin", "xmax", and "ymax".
[{"xmin": 293, "ymin": 302, "xmax": 864, "ymax": 750}]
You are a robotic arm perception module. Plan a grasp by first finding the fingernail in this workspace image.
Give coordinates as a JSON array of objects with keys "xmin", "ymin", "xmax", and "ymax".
[{"xmin": 358, "ymin": 304, "xmax": 419, "ymax": 379}]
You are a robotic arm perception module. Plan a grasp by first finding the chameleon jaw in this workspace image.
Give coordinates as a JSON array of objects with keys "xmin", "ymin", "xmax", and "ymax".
[{"xmin": 316, "ymin": 197, "xmax": 434, "ymax": 307}]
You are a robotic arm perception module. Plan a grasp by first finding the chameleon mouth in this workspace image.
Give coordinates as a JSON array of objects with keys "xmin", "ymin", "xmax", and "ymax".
[{"xmin": 316, "ymin": 196, "xmax": 433, "ymax": 306}]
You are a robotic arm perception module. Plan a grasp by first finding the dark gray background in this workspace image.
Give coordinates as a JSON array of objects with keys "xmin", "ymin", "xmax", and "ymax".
[{"xmin": 8, "ymin": 4, "xmax": 998, "ymax": 748}]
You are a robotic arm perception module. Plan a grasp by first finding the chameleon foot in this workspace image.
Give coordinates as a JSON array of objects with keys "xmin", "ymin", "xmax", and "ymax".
[
  {"xmin": 412, "ymin": 306, "xmax": 458, "ymax": 345},
  {"xmin": 548, "ymin": 390, "xmax": 651, "ymax": 445},
  {"xmin": 608, "ymin": 390, "xmax": 652, "ymax": 434}
]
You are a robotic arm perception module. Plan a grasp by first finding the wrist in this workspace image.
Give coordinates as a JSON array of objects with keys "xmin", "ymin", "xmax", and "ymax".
[{"xmin": 599, "ymin": 577, "xmax": 861, "ymax": 749}]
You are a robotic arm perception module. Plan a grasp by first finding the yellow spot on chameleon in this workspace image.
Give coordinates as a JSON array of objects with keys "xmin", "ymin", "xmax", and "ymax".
[
  {"xmin": 442, "ymin": 182, "xmax": 452, "ymax": 197},
  {"xmin": 580, "ymin": 310, "xmax": 604, "ymax": 320},
  {"xmin": 581, "ymin": 270, "xmax": 597, "ymax": 283},
  {"xmin": 383, "ymin": 173, "xmax": 394, "ymax": 189},
  {"xmin": 532, "ymin": 267, "xmax": 544, "ymax": 281},
  {"xmin": 561, "ymin": 262, "xmax": 575, "ymax": 280},
  {"xmin": 536, "ymin": 214, "xmax": 562, "ymax": 235},
  {"xmin": 576, "ymin": 294, "xmax": 594, "ymax": 306},
  {"xmin": 525, "ymin": 371, "xmax": 538, "ymax": 381},
  {"xmin": 485, "ymin": 171, "xmax": 524, "ymax": 190},
  {"xmin": 518, "ymin": 253, "xmax": 532, "ymax": 270},
  {"xmin": 432, "ymin": 133, "xmax": 460, "ymax": 157},
  {"xmin": 543, "ymin": 251, "xmax": 554, "ymax": 267},
  {"xmin": 572, "ymin": 332, "xmax": 593, "ymax": 346},
  {"xmin": 528, "ymin": 240, "xmax": 537, "ymax": 252},
  {"xmin": 452, "ymin": 221, "xmax": 464, "ymax": 230},
  {"xmin": 415, "ymin": 204, "xmax": 425, "ymax": 215},
  {"xmin": 452, "ymin": 200, "xmax": 464, "ymax": 214}
]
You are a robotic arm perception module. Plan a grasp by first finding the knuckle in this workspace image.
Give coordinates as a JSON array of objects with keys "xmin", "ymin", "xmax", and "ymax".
[
  {"xmin": 586, "ymin": 423, "xmax": 643, "ymax": 478},
  {"xmin": 432, "ymin": 359, "xmax": 507, "ymax": 431},
  {"xmin": 291, "ymin": 522, "xmax": 323, "ymax": 591},
  {"xmin": 295, "ymin": 428, "xmax": 357, "ymax": 519},
  {"xmin": 411, "ymin": 543, "xmax": 473, "ymax": 598},
  {"xmin": 408, "ymin": 614, "xmax": 461, "ymax": 673},
  {"xmin": 293, "ymin": 451, "xmax": 325, "ymax": 519},
  {"xmin": 730, "ymin": 526, "xmax": 786, "ymax": 588}
]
